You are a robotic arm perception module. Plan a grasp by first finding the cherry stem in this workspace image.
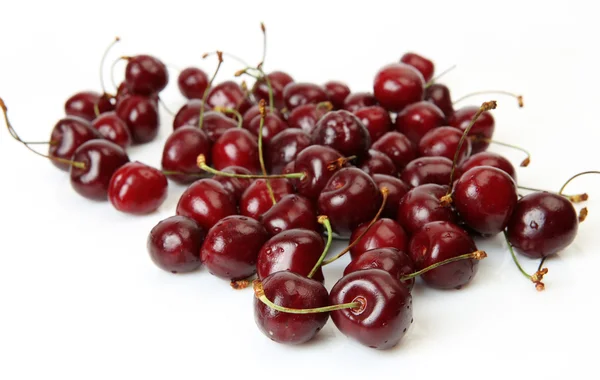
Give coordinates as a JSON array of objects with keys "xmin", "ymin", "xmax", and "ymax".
[
  {"xmin": 257, "ymin": 99, "xmax": 276, "ymax": 205},
  {"xmin": 203, "ymin": 51, "xmax": 250, "ymax": 68},
  {"xmin": 400, "ymin": 250, "xmax": 487, "ymax": 281},
  {"xmin": 472, "ymin": 136, "xmax": 531, "ymax": 167},
  {"xmin": 317, "ymin": 101, "xmax": 334, "ymax": 112},
  {"xmin": 196, "ymin": 154, "xmax": 305, "ymax": 180},
  {"xmin": 518, "ymin": 185, "xmax": 588, "ymax": 203},
  {"xmin": 453, "ymin": 91, "xmax": 523, "ymax": 108},
  {"xmin": 161, "ymin": 170, "xmax": 210, "ymax": 178},
  {"xmin": 558, "ymin": 171, "xmax": 600, "ymax": 195},
  {"xmin": 109, "ymin": 57, "xmax": 126, "ymax": 90},
  {"xmin": 307, "ymin": 216, "xmax": 333, "ymax": 278},
  {"xmin": 99, "ymin": 37, "xmax": 120, "ymax": 96},
  {"xmin": 199, "ymin": 51, "xmax": 224, "ymax": 129},
  {"xmin": 424, "ymin": 64, "xmax": 457, "ymax": 88},
  {"xmin": 503, "ymin": 230, "xmax": 548, "ymax": 291},
  {"xmin": 213, "ymin": 106, "xmax": 243, "ymax": 128},
  {"xmin": 235, "ymin": 67, "xmax": 274, "ymax": 113},
  {"xmin": 157, "ymin": 97, "xmax": 176, "ymax": 117},
  {"xmin": 258, "ymin": 22, "xmax": 267, "ymax": 70},
  {"xmin": 327, "ymin": 155, "xmax": 357, "ymax": 172},
  {"xmin": 322, "ymin": 187, "xmax": 389, "ymax": 266}
]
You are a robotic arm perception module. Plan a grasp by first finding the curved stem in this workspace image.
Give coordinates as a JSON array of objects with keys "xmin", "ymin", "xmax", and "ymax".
[
  {"xmin": 158, "ymin": 97, "xmax": 175, "ymax": 117},
  {"xmin": 504, "ymin": 230, "xmax": 547, "ymax": 291},
  {"xmin": 453, "ymin": 91, "xmax": 523, "ymax": 108},
  {"xmin": 307, "ymin": 216, "xmax": 333, "ymax": 278},
  {"xmin": 199, "ymin": 51, "xmax": 224, "ymax": 129},
  {"xmin": 400, "ymin": 250, "xmax": 487, "ymax": 280},
  {"xmin": 109, "ymin": 57, "xmax": 126, "ymax": 91},
  {"xmin": 99, "ymin": 37, "xmax": 120, "ymax": 95},
  {"xmin": 518, "ymin": 185, "xmax": 588, "ymax": 203},
  {"xmin": 258, "ymin": 22, "xmax": 267, "ymax": 69},
  {"xmin": 472, "ymin": 137, "xmax": 531, "ymax": 167},
  {"xmin": 504, "ymin": 230, "xmax": 532, "ymax": 280},
  {"xmin": 257, "ymin": 100, "xmax": 276, "ymax": 204},
  {"xmin": 559, "ymin": 171, "xmax": 600, "ymax": 195},
  {"xmin": 213, "ymin": 107, "xmax": 243, "ymax": 128},
  {"xmin": 327, "ymin": 155, "xmax": 357, "ymax": 172},
  {"xmin": 197, "ymin": 154, "xmax": 305, "ymax": 179},
  {"xmin": 203, "ymin": 51, "xmax": 250, "ymax": 68},
  {"xmin": 425, "ymin": 64, "xmax": 457, "ymax": 88}
]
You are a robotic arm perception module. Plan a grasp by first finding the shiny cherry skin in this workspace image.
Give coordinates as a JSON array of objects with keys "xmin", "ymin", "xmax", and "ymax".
[
  {"xmin": 409, "ymin": 221, "xmax": 479, "ymax": 289},
  {"xmin": 397, "ymin": 184, "xmax": 457, "ymax": 234},
  {"xmin": 211, "ymin": 128, "xmax": 260, "ymax": 172},
  {"xmin": 343, "ymin": 92, "xmax": 378, "ymax": 112},
  {"xmin": 418, "ymin": 126, "xmax": 472, "ymax": 164},
  {"xmin": 147, "ymin": 215, "xmax": 206, "ymax": 273},
  {"xmin": 115, "ymin": 95, "xmax": 159, "ymax": 143},
  {"xmin": 252, "ymin": 71, "xmax": 294, "ymax": 110},
  {"xmin": 242, "ymin": 105, "xmax": 283, "ymax": 131},
  {"xmin": 395, "ymin": 101, "xmax": 445, "ymax": 145},
  {"xmin": 372, "ymin": 174, "xmax": 410, "ymax": 220},
  {"xmin": 323, "ymin": 81, "xmax": 350, "ymax": 109},
  {"xmin": 373, "ymin": 62, "xmax": 425, "ymax": 112},
  {"xmin": 425, "ymin": 83, "xmax": 453, "ymax": 118},
  {"xmin": 91, "ymin": 111, "xmax": 131, "ymax": 149},
  {"xmin": 330, "ymin": 269, "xmax": 413, "ymax": 350},
  {"xmin": 108, "ymin": 162, "xmax": 168, "ymax": 214},
  {"xmin": 245, "ymin": 112, "xmax": 287, "ymax": 145},
  {"xmin": 449, "ymin": 106, "xmax": 495, "ymax": 153},
  {"xmin": 349, "ymin": 218, "xmax": 409, "ymax": 260},
  {"xmin": 124, "ymin": 55, "xmax": 168, "ymax": 95},
  {"xmin": 176, "ymin": 179, "xmax": 237, "ymax": 230},
  {"xmin": 506, "ymin": 192, "xmax": 579, "ymax": 259},
  {"xmin": 202, "ymin": 112, "xmax": 239, "ymax": 143},
  {"xmin": 161, "ymin": 126, "xmax": 211, "ymax": 184},
  {"xmin": 256, "ymin": 228, "xmax": 324, "ymax": 281},
  {"xmin": 401, "ymin": 156, "xmax": 453, "ymax": 188},
  {"xmin": 207, "ymin": 81, "xmax": 253, "ymax": 114},
  {"xmin": 453, "ymin": 166, "xmax": 517, "ymax": 235},
  {"xmin": 211, "ymin": 166, "xmax": 252, "ymax": 201},
  {"xmin": 353, "ymin": 105, "xmax": 392, "ymax": 142},
  {"xmin": 255, "ymin": 271, "xmax": 329, "ymax": 344},
  {"xmin": 371, "ymin": 131, "xmax": 417, "ymax": 172},
  {"xmin": 292, "ymin": 145, "xmax": 344, "ymax": 201},
  {"xmin": 287, "ymin": 103, "xmax": 329, "ymax": 134},
  {"xmin": 266, "ymin": 129, "xmax": 311, "ymax": 174},
  {"xmin": 457, "ymin": 151, "xmax": 517, "ymax": 182},
  {"xmin": 400, "ymin": 52, "xmax": 434, "ymax": 82},
  {"xmin": 311, "ymin": 110, "xmax": 371, "ymax": 158},
  {"xmin": 240, "ymin": 178, "xmax": 295, "ymax": 220},
  {"xmin": 344, "ymin": 248, "xmax": 416, "ymax": 291},
  {"xmin": 65, "ymin": 91, "xmax": 114, "ymax": 121},
  {"xmin": 200, "ymin": 215, "xmax": 269, "ymax": 280},
  {"xmin": 358, "ymin": 149, "xmax": 397, "ymax": 176},
  {"xmin": 115, "ymin": 82, "xmax": 159, "ymax": 107},
  {"xmin": 172, "ymin": 99, "xmax": 211, "ymax": 130},
  {"xmin": 317, "ymin": 167, "xmax": 381, "ymax": 237},
  {"xmin": 49, "ymin": 116, "xmax": 102, "ymax": 171},
  {"xmin": 261, "ymin": 194, "xmax": 318, "ymax": 236},
  {"xmin": 283, "ymin": 82, "xmax": 329, "ymax": 110},
  {"xmin": 69, "ymin": 139, "xmax": 130, "ymax": 200},
  {"xmin": 177, "ymin": 67, "xmax": 209, "ymax": 99}
]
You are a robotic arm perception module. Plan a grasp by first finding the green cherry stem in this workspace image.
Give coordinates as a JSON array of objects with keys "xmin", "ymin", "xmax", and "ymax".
[
  {"xmin": 235, "ymin": 67, "xmax": 274, "ymax": 113},
  {"xmin": 213, "ymin": 106, "xmax": 243, "ymax": 128},
  {"xmin": 424, "ymin": 64, "xmax": 457, "ymax": 88},
  {"xmin": 453, "ymin": 91, "xmax": 523, "ymax": 108},
  {"xmin": 559, "ymin": 171, "xmax": 599, "ymax": 223},
  {"xmin": 504, "ymin": 230, "xmax": 548, "ymax": 291},
  {"xmin": 399, "ymin": 250, "xmax": 487, "ymax": 281},
  {"xmin": 196, "ymin": 154, "xmax": 305, "ymax": 180},
  {"xmin": 198, "ymin": 51, "xmax": 224, "ymax": 129},
  {"xmin": 257, "ymin": 99, "xmax": 276, "ymax": 204},
  {"xmin": 471, "ymin": 136, "xmax": 531, "ymax": 167},
  {"xmin": 99, "ymin": 36, "xmax": 120, "ymax": 97},
  {"xmin": 307, "ymin": 216, "xmax": 333, "ymax": 278},
  {"xmin": 517, "ymin": 185, "xmax": 588, "ymax": 203}
]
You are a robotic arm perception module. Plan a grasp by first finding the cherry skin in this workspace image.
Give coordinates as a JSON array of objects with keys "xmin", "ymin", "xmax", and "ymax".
[
  {"xmin": 49, "ymin": 116, "xmax": 102, "ymax": 171},
  {"xmin": 400, "ymin": 156, "xmax": 453, "ymax": 188},
  {"xmin": 177, "ymin": 67, "xmax": 209, "ymax": 99},
  {"xmin": 242, "ymin": 105, "xmax": 283, "ymax": 131},
  {"xmin": 124, "ymin": 55, "xmax": 168, "ymax": 95},
  {"xmin": 317, "ymin": 167, "xmax": 381, "ymax": 237},
  {"xmin": 287, "ymin": 103, "xmax": 329, "ymax": 134},
  {"xmin": 200, "ymin": 215, "xmax": 269, "ymax": 280},
  {"xmin": 372, "ymin": 174, "xmax": 410, "ymax": 220},
  {"xmin": 255, "ymin": 271, "xmax": 329, "ymax": 344},
  {"xmin": 373, "ymin": 62, "xmax": 425, "ymax": 112},
  {"xmin": 418, "ymin": 126, "xmax": 472, "ymax": 164},
  {"xmin": 449, "ymin": 106, "xmax": 495, "ymax": 153},
  {"xmin": 175, "ymin": 179, "xmax": 237, "ymax": 230},
  {"xmin": 115, "ymin": 82, "xmax": 159, "ymax": 107},
  {"xmin": 344, "ymin": 248, "xmax": 416, "ymax": 291},
  {"xmin": 371, "ymin": 131, "xmax": 417, "ymax": 172},
  {"xmin": 292, "ymin": 145, "xmax": 344, "ymax": 201},
  {"xmin": 211, "ymin": 166, "xmax": 252, "ymax": 201},
  {"xmin": 358, "ymin": 149, "xmax": 397, "ymax": 176},
  {"xmin": 239, "ymin": 178, "xmax": 295, "ymax": 220},
  {"xmin": 323, "ymin": 81, "xmax": 350, "ymax": 109},
  {"xmin": 69, "ymin": 139, "xmax": 130, "ymax": 201},
  {"xmin": 161, "ymin": 126, "xmax": 211, "ymax": 184},
  {"xmin": 266, "ymin": 129, "xmax": 311, "ymax": 174},
  {"xmin": 409, "ymin": 221, "xmax": 479, "ymax": 289},
  {"xmin": 252, "ymin": 71, "xmax": 294, "ymax": 110},
  {"xmin": 343, "ymin": 92, "xmax": 378, "ymax": 112},
  {"xmin": 261, "ymin": 194, "xmax": 319, "ymax": 236},
  {"xmin": 256, "ymin": 228, "xmax": 325, "ymax": 281},
  {"xmin": 330, "ymin": 269, "xmax": 413, "ymax": 350},
  {"xmin": 211, "ymin": 128, "xmax": 260, "ymax": 172},
  {"xmin": 91, "ymin": 111, "xmax": 131, "ymax": 149},
  {"xmin": 202, "ymin": 112, "xmax": 239, "ymax": 143},
  {"xmin": 245, "ymin": 112, "xmax": 287, "ymax": 145},
  {"xmin": 400, "ymin": 52, "xmax": 434, "ymax": 82},
  {"xmin": 311, "ymin": 110, "xmax": 371, "ymax": 158},
  {"xmin": 147, "ymin": 215, "xmax": 206, "ymax": 273},
  {"xmin": 397, "ymin": 184, "xmax": 457, "ymax": 234},
  {"xmin": 457, "ymin": 151, "xmax": 517, "ymax": 182},
  {"xmin": 353, "ymin": 105, "xmax": 392, "ymax": 142},
  {"xmin": 349, "ymin": 218, "xmax": 409, "ymax": 260},
  {"xmin": 394, "ymin": 100, "xmax": 445, "ymax": 145},
  {"xmin": 108, "ymin": 161, "xmax": 168, "ymax": 214},
  {"xmin": 65, "ymin": 91, "xmax": 114, "ymax": 121},
  {"xmin": 283, "ymin": 82, "xmax": 329, "ymax": 110},
  {"xmin": 207, "ymin": 80, "xmax": 253, "ymax": 114},
  {"xmin": 115, "ymin": 95, "xmax": 159, "ymax": 144},
  {"xmin": 172, "ymin": 99, "xmax": 211, "ymax": 130},
  {"xmin": 425, "ymin": 83, "xmax": 453, "ymax": 118}
]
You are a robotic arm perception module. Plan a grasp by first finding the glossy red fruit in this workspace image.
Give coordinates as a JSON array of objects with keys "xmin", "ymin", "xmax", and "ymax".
[
  {"xmin": 397, "ymin": 184, "xmax": 457, "ymax": 234},
  {"xmin": 266, "ymin": 129, "xmax": 311, "ymax": 174},
  {"xmin": 371, "ymin": 131, "xmax": 416, "ymax": 172},
  {"xmin": 211, "ymin": 128, "xmax": 260, "ymax": 172},
  {"xmin": 211, "ymin": 166, "xmax": 253, "ymax": 201},
  {"xmin": 240, "ymin": 178, "xmax": 295, "ymax": 220},
  {"xmin": 283, "ymin": 82, "xmax": 328, "ymax": 110},
  {"xmin": 372, "ymin": 174, "xmax": 410, "ymax": 220},
  {"xmin": 91, "ymin": 111, "xmax": 131, "ymax": 149},
  {"xmin": 330, "ymin": 269, "xmax": 413, "ymax": 349},
  {"xmin": 161, "ymin": 127, "xmax": 211, "ymax": 184},
  {"xmin": 373, "ymin": 63, "xmax": 425, "ymax": 112},
  {"xmin": 69, "ymin": 139, "xmax": 130, "ymax": 200},
  {"xmin": 242, "ymin": 105, "xmax": 284, "ymax": 131},
  {"xmin": 49, "ymin": 116, "xmax": 102, "ymax": 171},
  {"xmin": 172, "ymin": 99, "xmax": 210, "ymax": 130},
  {"xmin": 255, "ymin": 271, "xmax": 329, "ymax": 344},
  {"xmin": 449, "ymin": 106, "xmax": 495, "ymax": 153},
  {"xmin": 358, "ymin": 149, "xmax": 397, "ymax": 176},
  {"xmin": 293, "ymin": 145, "xmax": 344, "ymax": 201},
  {"xmin": 115, "ymin": 95, "xmax": 159, "ymax": 143},
  {"xmin": 207, "ymin": 80, "xmax": 253, "ymax": 114},
  {"xmin": 457, "ymin": 151, "xmax": 517, "ymax": 182},
  {"xmin": 311, "ymin": 110, "xmax": 371, "ymax": 158},
  {"xmin": 418, "ymin": 126, "xmax": 472, "ymax": 164},
  {"xmin": 108, "ymin": 162, "xmax": 168, "ymax": 214},
  {"xmin": 343, "ymin": 92, "xmax": 378, "ymax": 112},
  {"xmin": 176, "ymin": 179, "xmax": 237, "ymax": 230},
  {"xmin": 65, "ymin": 91, "xmax": 114, "ymax": 121},
  {"xmin": 200, "ymin": 215, "xmax": 269, "ymax": 280},
  {"xmin": 252, "ymin": 71, "xmax": 294, "ymax": 110},
  {"xmin": 115, "ymin": 82, "xmax": 159, "ymax": 107},
  {"xmin": 400, "ymin": 156, "xmax": 453, "ymax": 188},
  {"xmin": 400, "ymin": 52, "xmax": 434, "ymax": 82},
  {"xmin": 124, "ymin": 55, "xmax": 168, "ymax": 95},
  {"xmin": 245, "ymin": 112, "xmax": 287, "ymax": 145},
  {"xmin": 202, "ymin": 112, "xmax": 239, "ymax": 143},
  {"xmin": 353, "ymin": 106, "xmax": 392, "ymax": 142},
  {"xmin": 261, "ymin": 194, "xmax": 318, "ymax": 236},
  {"xmin": 395, "ymin": 101, "xmax": 445, "ymax": 145},
  {"xmin": 178, "ymin": 67, "xmax": 209, "ymax": 99},
  {"xmin": 323, "ymin": 81, "xmax": 350, "ymax": 109},
  {"xmin": 344, "ymin": 248, "xmax": 416, "ymax": 291},
  {"xmin": 425, "ymin": 83, "xmax": 453, "ymax": 118},
  {"xmin": 287, "ymin": 103, "xmax": 329, "ymax": 134},
  {"xmin": 349, "ymin": 219, "xmax": 409, "ymax": 260},
  {"xmin": 147, "ymin": 215, "xmax": 206, "ymax": 273},
  {"xmin": 409, "ymin": 221, "xmax": 479, "ymax": 289}
]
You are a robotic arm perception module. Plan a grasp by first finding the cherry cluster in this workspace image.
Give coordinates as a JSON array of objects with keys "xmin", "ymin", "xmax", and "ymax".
[{"xmin": 2, "ymin": 25, "xmax": 595, "ymax": 351}]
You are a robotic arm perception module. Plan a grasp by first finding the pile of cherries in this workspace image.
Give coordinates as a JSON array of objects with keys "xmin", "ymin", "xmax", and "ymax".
[{"xmin": 2, "ymin": 26, "xmax": 595, "ymax": 350}]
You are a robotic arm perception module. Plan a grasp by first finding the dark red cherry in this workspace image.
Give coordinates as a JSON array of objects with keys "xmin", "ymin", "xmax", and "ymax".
[
  {"xmin": 255, "ymin": 271, "xmax": 329, "ymax": 344},
  {"xmin": 115, "ymin": 95, "xmax": 159, "ymax": 144},
  {"xmin": 317, "ymin": 167, "xmax": 381, "ymax": 237},
  {"xmin": 371, "ymin": 131, "xmax": 416, "ymax": 172},
  {"xmin": 65, "ymin": 91, "xmax": 114, "ymax": 121},
  {"xmin": 373, "ymin": 63, "xmax": 425, "ymax": 112},
  {"xmin": 323, "ymin": 81, "xmax": 350, "ymax": 109},
  {"xmin": 207, "ymin": 80, "xmax": 253, "ymax": 114},
  {"xmin": 147, "ymin": 215, "xmax": 206, "ymax": 273},
  {"xmin": 372, "ymin": 174, "xmax": 410, "ymax": 220},
  {"xmin": 246, "ymin": 112, "xmax": 287, "ymax": 145},
  {"xmin": 177, "ymin": 67, "xmax": 209, "ymax": 99},
  {"xmin": 211, "ymin": 166, "xmax": 252, "ymax": 201},
  {"xmin": 266, "ymin": 129, "xmax": 311, "ymax": 174},
  {"xmin": 91, "ymin": 111, "xmax": 131, "ymax": 149},
  {"xmin": 211, "ymin": 128, "xmax": 260, "ymax": 172},
  {"xmin": 161, "ymin": 126, "xmax": 211, "ymax": 184},
  {"xmin": 261, "ymin": 194, "xmax": 318, "ymax": 236},
  {"xmin": 257, "ymin": 229, "xmax": 325, "ymax": 281},
  {"xmin": 418, "ymin": 126, "xmax": 472, "ymax": 164},
  {"xmin": 349, "ymin": 218, "xmax": 409, "ymax": 260},
  {"xmin": 425, "ymin": 83, "xmax": 454, "ymax": 118},
  {"xmin": 252, "ymin": 71, "xmax": 294, "ymax": 110},
  {"xmin": 49, "ymin": 116, "xmax": 102, "ymax": 171},
  {"xmin": 358, "ymin": 149, "xmax": 397, "ymax": 176},
  {"xmin": 397, "ymin": 184, "xmax": 457, "ymax": 234},
  {"xmin": 453, "ymin": 166, "xmax": 518, "ymax": 235},
  {"xmin": 400, "ymin": 156, "xmax": 452, "ymax": 188},
  {"xmin": 506, "ymin": 192, "xmax": 578, "ymax": 259},
  {"xmin": 240, "ymin": 179, "xmax": 295, "ymax": 220},
  {"xmin": 287, "ymin": 103, "xmax": 329, "ymax": 134},
  {"xmin": 172, "ymin": 99, "xmax": 211, "ymax": 130},
  {"xmin": 115, "ymin": 82, "xmax": 159, "ymax": 107},
  {"xmin": 176, "ymin": 178, "xmax": 237, "ymax": 230},
  {"xmin": 344, "ymin": 248, "xmax": 416, "ymax": 291},
  {"xmin": 108, "ymin": 161, "xmax": 168, "ymax": 214},
  {"xmin": 343, "ymin": 92, "xmax": 378, "ymax": 112},
  {"xmin": 400, "ymin": 52, "xmax": 434, "ymax": 82},
  {"xmin": 283, "ymin": 82, "xmax": 328, "ymax": 110},
  {"xmin": 353, "ymin": 105, "xmax": 392, "ymax": 142},
  {"xmin": 69, "ymin": 139, "xmax": 130, "ymax": 200},
  {"xmin": 408, "ymin": 221, "xmax": 479, "ymax": 289},
  {"xmin": 242, "ymin": 105, "xmax": 283, "ymax": 131},
  {"xmin": 202, "ymin": 112, "xmax": 238, "ymax": 143},
  {"xmin": 293, "ymin": 145, "xmax": 344, "ymax": 201},
  {"xmin": 311, "ymin": 110, "xmax": 371, "ymax": 158},
  {"xmin": 200, "ymin": 215, "xmax": 269, "ymax": 280},
  {"xmin": 457, "ymin": 151, "xmax": 517, "ymax": 182},
  {"xmin": 449, "ymin": 106, "xmax": 495, "ymax": 153},
  {"xmin": 330, "ymin": 269, "xmax": 412, "ymax": 349},
  {"xmin": 395, "ymin": 101, "xmax": 445, "ymax": 145},
  {"xmin": 124, "ymin": 55, "xmax": 168, "ymax": 95}
]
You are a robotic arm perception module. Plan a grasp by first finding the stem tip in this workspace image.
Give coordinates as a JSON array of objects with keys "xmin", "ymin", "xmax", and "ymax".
[
  {"xmin": 520, "ymin": 157, "xmax": 531, "ymax": 167},
  {"xmin": 473, "ymin": 250, "xmax": 488, "ymax": 260},
  {"xmin": 197, "ymin": 154, "xmax": 207, "ymax": 167},
  {"xmin": 231, "ymin": 279, "xmax": 251, "ymax": 290},
  {"xmin": 570, "ymin": 193, "xmax": 589, "ymax": 203},
  {"xmin": 579, "ymin": 207, "xmax": 588, "ymax": 223},
  {"xmin": 253, "ymin": 280, "xmax": 265, "ymax": 298},
  {"xmin": 440, "ymin": 194, "xmax": 453, "ymax": 207}
]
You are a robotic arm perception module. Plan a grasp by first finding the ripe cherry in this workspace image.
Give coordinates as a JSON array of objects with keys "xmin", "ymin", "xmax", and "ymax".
[
  {"xmin": 261, "ymin": 194, "xmax": 319, "ymax": 236},
  {"xmin": 400, "ymin": 52, "xmax": 434, "ymax": 82},
  {"xmin": 115, "ymin": 82, "xmax": 159, "ymax": 107},
  {"xmin": 211, "ymin": 166, "xmax": 253, "ymax": 201},
  {"xmin": 65, "ymin": 91, "xmax": 114, "ymax": 121},
  {"xmin": 373, "ymin": 63, "xmax": 425, "ymax": 112},
  {"xmin": 211, "ymin": 128, "xmax": 260, "ymax": 172},
  {"xmin": 343, "ymin": 92, "xmax": 378, "ymax": 112},
  {"xmin": 353, "ymin": 105, "xmax": 392, "ymax": 142},
  {"xmin": 161, "ymin": 126, "xmax": 211, "ymax": 183},
  {"xmin": 252, "ymin": 71, "xmax": 294, "ymax": 110},
  {"xmin": 108, "ymin": 161, "xmax": 167, "ymax": 214},
  {"xmin": 372, "ymin": 174, "xmax": 410, "ymax": 219},
  {"xmin": 311, "ymin": 110, "xmax": 371, "ymax": 158},
  {"xmin": 115, "ymin": 95, "xmax": 160, "ymax": 144},
  {"xmin": 207, "ymin": 80, "xmax": 253, "ymax": 115},
  {"xmin": 425, "ymin": 83, "xmax": 453, "ymax": 118},
  {"xmin": 240, "ymin": 178, "xmax": 294, "ymax": 220},
  {"xmin": 397, "ymin": 184, "xmax": 457, "ymax": 234},
  {"xmin": 283, "ymin": 82, "xmax": 329, "ymax": 110},
  {"xmin": 245, "ymin": 112, "xmax": 287, "ymax": 145},
  {"xmin": 349, "ymin": 218, "xmax": 409, "ymax": 260},
  {"xmin": 371, "ymin": 131, "xmax": 417, "ymax": 172},
  {"xmin": 292, "ymin": 145, "xmax": 344, "ymax": 201},
  {"xmin": 49, "ymin": 116, "xmax": 102, "ymax": 171},
  {"xmin": 418, "ymin": 126, "xmax": 472, "ymax": 164},
  {"xmin": 344, "ymin": 248, "xmax": 416, "ymax": 291},
  {"xmin": 266, "ymin": 129, "xmax": 311, "ymax": 174},
  {"xmin": 449, "ymin": 106, "xmax": 495, "ymax": 153},
  {"xmin": 358, "ymin": 149, "xmax": 397, "ymax": 176},
  {"xmin": 124, "ymin": 54, "xmax": 168, "ymax": 95},
  {"xmin": 242, "ymin": 104, "xmax": 283, "ymax": 131},
  {"xmin": 178, "ymin": 67, "xmax": 209, "ymax": 99},
  {"xmin": 400, "ymin": 156, "xmax": 453, "ymax": 188},
  {"xmin": 394, "ymin": 101, "xmax": 445, "ymax": 145},
  {"xmin": 287, "ymin": 102, "xmax": 331, "ymax": 134},
  {"xmin": 457, "ymin": 151, "xmax": 517, "ymax": 182},
  {"xmin": 323, "ymin": 81, "xmax": 351, "ymax": 109},
  {"xmin": 172, "ymin": 99, "xmax": 211, "ymax": 130},
  {"xmin": 176, "ymin": 179, "xmax": 237, "ymax": 230},
  {"xmin": 91, "ymin": 111, "xmax": 132, "ymax": 149}
]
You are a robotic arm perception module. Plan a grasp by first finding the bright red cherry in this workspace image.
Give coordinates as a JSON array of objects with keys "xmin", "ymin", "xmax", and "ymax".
[
  {"xmin": 207, "ymin": 80, "xmax": 253, "ymax": 114},
  {"xmin": 343, "ymin": 92, "xmax": 378, "ymax": 112},
  {"xmin": 344, "ymin": 248, "xmax": 416, "ymax": 290},
  {"xmin": 292, "ymin": 145, "xmax": 344, "ymax": 201},
  {"xmin": 311, "ymin": 110, "xmax": 371, "ymax": 158},
  {"xmin": 449, "ymin": 106, "xmax": 495, "ymax": 153},
  {"xmin": 358, "ymin": 149, "xmax": 397, "ymax": 177},
  {"xmin": 65, "ymin": 91, "xmax": 114, "ymax": 121},
  {"xmin": 394, "ymin": 101, "xmax": 445, "ymax": 145},
  {"xmin": 353, "ymin": 105, "xmax": 392, "ymax": 142},
  {"xmin": 261, "ymin": 194, "xmax": 318, "ymax": 236},
  {"xmin": 418, "ymin": 126, "xmax": 472, "ymax": 164},
  {"xmin": 124, "ymin": 55, "xmax": 169, "ymax": 95},
  {"xmin": 115, "ymin": 82, "xmax": 159, "ymax": 107},
  {"xmin": 397, "ymin": 184, "xmax": 457, "ymax": 234},
  {"xmin": 371, "ymin": 131, "xmax": 416, "ymax": 172},
  {"xmin": 211, "ymin": 128, "xmax": 260, "ymax": 172},
  {"xmin": 372, "ymin": 174, "xmax": 410, "ymax": 220},
  {"xmin": 400, "ymin": 52, "xmax": 434, "ymax": 82},
  {"xmin": 457, "ymin": 151, "xmax": 517, "ymax": 182},
  {"xmin": 176, "ymin": 178, "xmax": 237, "ymax": 230},
  {"xmin": 252, "ymin": 71, "xmax": 294, "ymax": 110},
  {"xmin": 245, "ymin": 112, "xmax": 287, "ymax": 145},
  {"xmin": 115, "ymin": 95, "xmax": 159, "ymax": 144},
  {"xmin": 172, "ymin": 99, "xmax": 211, "ymax": 130},
  {"xmin": 323, "ymin": 81, "xmax": 350, "ymax": 109},
  {"xmin": 91, "ymin": 111, "xmax": 131, "ymax": 149},
  {"xmin": 240, "ymin": 178, "xmax": 295, "ymax": 220},
  {"xmin": 108, "ymin": 162, "xmax": 168, "ymax": 214},
  {"xmin": 49, "ymin": 116, "xmax": 102, "ymax": 171},
  {"xmin": 161, "ymin": 126, "xmax": 211, "ymax": 184},
  {"xmin": 373, "ymin": 63, "xmax": 425, "ymax": 112},
  {"xmin": 401, "ymin": 156, "xmax": 453, "ymax": 188},
  {"xmin": 178, "ymin": 67, "xmax": 209, "ymax": 99},
  {"xmin": 266, "ymin": 129, "xmax": 311, "ymax": 174},
  {"xmin": 211, "ymin": 166, "xmax": 253, "ymax": 201},
  {"xmin": 349, "ymin": 218, "xmax": 409, "ymax": 260},
  {"xmin": 283, "ymin": 82, "xmax": 329, "ymax": 110},
  {"xmin": 287, "ymin": 103, "xmax": 330, "ymax": 134},
  {"xmin": 202, "ymin": 112, "xmax": 239, "ymax": 143},
  {"xmin": 242, "ymin": 105, "xmax": 283, "ymax": 131},
  {"xmin": 425, "ymin": 83, "xmax": 453, "ymax": 118}
]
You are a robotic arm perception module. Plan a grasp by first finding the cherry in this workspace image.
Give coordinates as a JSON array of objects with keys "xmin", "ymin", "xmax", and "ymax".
[
  {"xmin": 394, "ymin": 101, "xmax": 445, "ymax": 145},
  {"xmin": 353, "ymin": 105, "xmax": 392, "ymax": 142},
  {"xmin": 176, "ymin": 178, "xmax": 237, "ymax": 230},
  {"xmin": 245, "ymin": 112, "xmax": 287, "ymax": 145},
  {"xmin": 323, "ymin": 81, "xmax": 351, "ymax": 110},
  {"xmin": 211, "ymin": 128, "xmax": 260, "ymax": 172},
  {"xmin": 448, "ymin": 106, "xmax": 495, "ymax": 153},
  {"xmin": 115, "ymin": 95, "xmax": 159, "ymax": 144},
  {"xmin": 200, "ymin": 215, "xmax": 269, "ymax": 280},
  {"xmin": 201, "ymin": 112, "xmax": 239, "ymax": 143},
  {"xmin": 292, "ymin": 145, "xmax": 344, "ymax": 201},
  {"xmin": 266, "ymin": 129, "xmax": 311, "ymax": 174},
  {"xmin": 358, "ymin": 149, "xmax": 397, "ymax": 176},
  {"xmin": 329, "ymin": 269, "xmax": 413, "ymax": 349},
  {"xmin": 49, "ymin": 116, "xmax": 102, "ymax": 171},
  {"xmin": 287, "ymin": 102, "xmax": 331, "ymax": 134},
  {"xmin": 240, "ymin": 178, "xmax": 294, "ymax": 220},
  {"xmin": 373, "ymin": 63, "xmax": 425, "ymax": 112},
  {"xmin": 252, "ymin": 71, "xmax": 294, "ymax": 110},
  {"xmin": 344, "ymin": 248, "xmax": 416, "ymax": 291},
  {"xmin": 397, "ymin": 184, "xmax": 457, "ymax": 234},
  {"xmin": 172, "ymin": 99, "xmax": 210, "ymax": 130},
  {"xmin": 147, "ymin": 215, "xmax": 206, "ymax": 273},
  {"xmin": 283, "ymin": 82, "xmax": 329, "ymax": 110},
  {"xmin": 69, "ymin": 139, "xmax": 130, "ymax": 201},
  {"xmin": 343, "ymin": 92, "xmax": 378, "ymax": 112},
  {"xmin": 91, "ymin": 111, "xmax": 132, "ymax": 149},
  {"xmin": 261, "ymin": 194, "xmax": 318, "ymax": 236},
  {"xmin": 207, "ymin": 80, "xmax": 253, "ymax": 115},
  {"xmin": 177, "ymin": 67, "xmax": 209, "ymax": 99},
  {"xmin": 161, "ymin": 126, "xmax": 211, "ymax": 183},
  {"xmin": 348, "ymin": 218, "xmax": 409, "ymax": 260},
  {"xmin": 400, "ymin": 156, "xmax": 453, "ymax": 188},
  {"xmin": 425, "ymin": 83, "xmax": 454, "ymax": 118},
  {"xmin": 243, "ymin": 104, "xmax": 283, "ymax": 131},
  {"xmin": 115, "ymin": 82, "xmax": 159, "ymax": 107},
  {"xmin": 400, "ymin": 52, "xmax": 434, "ymax": 82},
  {"xmin": 418, "ymin": 126, "xmax": 472, "ymax": 164},
  {"xmin": 457, "ymin": 151, "xmax": 517, "ymax": 181},
  {"xmin": 372, "ymin": 174, "xmax": 410, "ymax": 219},
  {"xmin": 371, "ymin": 131, "xmax": 416, "ymax": 172},
  {"xmin": 124, "ymin": 54, "xmax": 168, "ymax": 95},
  {"xmin": 108, "ymin": 161, "xmax": 168, "ymax": 214},
  {"xmin": 65, "ymin": 91, "xmax": 114, "ymax": 121},
  {"xmin": 311, "ymin": 110, "xmax": 371, "ymax": 158},
  {"xmin": 211, "ymin": 166, "xmax": 253, "ymax": 201}
]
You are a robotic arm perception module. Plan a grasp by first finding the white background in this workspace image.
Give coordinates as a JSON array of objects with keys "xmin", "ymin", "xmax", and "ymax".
[{"xmin": 1, "ymin": 1, "xmax": 599, "ymax": 379}]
